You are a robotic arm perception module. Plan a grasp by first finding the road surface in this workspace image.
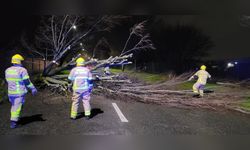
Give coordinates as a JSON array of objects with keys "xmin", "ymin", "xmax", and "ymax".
[{"xmin": 1, "ymin": 93, "xmax": 250, "ymax": 135}]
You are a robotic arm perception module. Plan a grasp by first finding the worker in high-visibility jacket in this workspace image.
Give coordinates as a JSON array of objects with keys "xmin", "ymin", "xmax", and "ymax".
[
  {"xmin": 68, "ymin": 57, "xmax": 93, "ymax": 120},
  {"xmin": 188, "ymin": 65, "xmax": 211, "ymax": 97},
  {"xmin": 5, "ymin": 54, "xmax": 37, "ymax": 128}
]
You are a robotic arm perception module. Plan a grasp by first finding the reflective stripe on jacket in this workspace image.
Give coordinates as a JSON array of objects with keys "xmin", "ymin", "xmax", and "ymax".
[
  {"xmin": 68, "ymin": 66, "xmax": 93, "ymax": 93},
  {"xmin": 5, "ymin": 66, "xmax": 31, "ymax": 96},
  {"xmin": 194, "ymin": 70, "xmax": 211, "ymax": 85}
]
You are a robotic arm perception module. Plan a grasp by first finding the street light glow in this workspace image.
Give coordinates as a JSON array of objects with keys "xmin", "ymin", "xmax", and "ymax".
[
  {"xmin": 80, "ymin": 43, "xmax": 83, "ymax": 46},
  {"xmin": 227, "ymin": 62, "xmax": 235, "ymax": 68},
  {"xmin": 73, "ymin": 25, "xmax": 77, "ymax": 30}
]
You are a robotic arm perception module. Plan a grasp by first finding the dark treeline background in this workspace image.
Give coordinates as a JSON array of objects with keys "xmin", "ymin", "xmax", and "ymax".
[
  {"xmin": 0, "ymin": 15, "xmax": 239, "ymax": 77},
  {"xmin": 89, "ymin": 16, "xmax": 213, "ymax": 74}
]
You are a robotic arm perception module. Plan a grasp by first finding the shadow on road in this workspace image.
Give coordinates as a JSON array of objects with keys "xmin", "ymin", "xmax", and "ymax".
[
  {"xmin": 18, "ymin": 114, "xmax": 46, "ymax": 125},
  {"xmin": 77, "ymin": 108, "xmax": 104, "ymax": 119},
  {"xmin": 204, "ymin": 89, "xmax": 214, "ymax": 93}
]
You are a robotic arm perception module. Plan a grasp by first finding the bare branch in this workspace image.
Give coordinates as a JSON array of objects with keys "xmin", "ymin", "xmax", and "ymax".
[
  {"xmin": 57, "ymin": 15, "xmax": 69, "ymax": 48},
  {"xmin": 121, "ymin": 34, "xmax": 155, "ymax": 56},
  {"xmin": 120, "ymin": 20, "xmax": 155, "ymax": 56}
]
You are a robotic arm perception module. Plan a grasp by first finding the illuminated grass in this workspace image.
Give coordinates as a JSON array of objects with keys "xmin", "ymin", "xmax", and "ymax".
[
  {"xmin": 176, "ymin": 82, "xmax": 218, "ymax": 90},
  {"xmin": 110, "ymin": 69, "xmax": 168, "ymax": 84},
  {"xmin": 240, "ymin": 97, "xmax": 250, "ymax": 111},
  {"xmin": 60, "ymin": 70, "xmax": 70, "ymax": 75}
]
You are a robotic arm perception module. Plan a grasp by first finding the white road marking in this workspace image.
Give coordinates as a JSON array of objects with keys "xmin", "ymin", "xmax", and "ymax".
[{"xmin": 112, "ymin": 103, "xmax": 129, "ymax": 122}]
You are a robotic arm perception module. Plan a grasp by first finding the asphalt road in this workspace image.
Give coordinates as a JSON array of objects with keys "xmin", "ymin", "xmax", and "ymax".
[{"xmin": 1, "ymin": 93, "xmax": 250, "ymax": 135}]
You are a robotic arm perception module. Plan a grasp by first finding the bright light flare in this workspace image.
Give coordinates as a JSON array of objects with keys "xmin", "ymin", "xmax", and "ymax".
[{"xmin": 227, "ymin": 62, "xmax": 235, "ymax": 68}]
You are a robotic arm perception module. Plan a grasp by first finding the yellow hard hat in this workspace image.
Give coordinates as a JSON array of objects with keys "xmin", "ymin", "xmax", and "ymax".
[
  {"xmin": 76, "ymin": 57, "xmax": 85, "ymax": 66},
  {"xmin": 200, "ymin": 65, "xmax": 206, "ymax": 70},
  {"xmin": 12, "ymin": 54, "xmax": 24, "ymax": 64}
]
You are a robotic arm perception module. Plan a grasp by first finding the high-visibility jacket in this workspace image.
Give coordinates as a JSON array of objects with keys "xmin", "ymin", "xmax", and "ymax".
[
  {"xmin": 5, "ymin": 65, "xmax": 34, "ymax": 96},
  {"xmin": 68, "ymin": 66, "xmax": 93, "ymax": 93},
  {"xmin": 193, "ymin": 70, "xmax": 211, "ymax": 85}
]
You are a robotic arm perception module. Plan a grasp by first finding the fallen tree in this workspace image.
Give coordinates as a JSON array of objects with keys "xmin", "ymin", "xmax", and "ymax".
[
  {"xmin": 18, "ymin": 15, "xmax": 250, "ymax": 114},
  {"xmin": 94, "ymin": 69, "xmax": 248, "ymax": 112},
  {"xmin": 22, "ymin": 16, "xmax": 155, "ymax": 95}
]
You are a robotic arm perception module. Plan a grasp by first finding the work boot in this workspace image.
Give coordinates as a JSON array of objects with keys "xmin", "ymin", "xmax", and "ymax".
[
  {"xmin": 70, "ymin": 116, "xmax": 77, "ymax": 120},
  {"xmin": 197, "ymin": 95, "xmax": 202, "ymax": 98},
  {"xmin": 10, "ymin": 121, "xmax": 17, "ymax": 129},
  {"xmin": 85, "ymin": 116, "xmax": 91, "ymax": 120},
  {"xmin": 192, "ymin": 94, "xmax": 200, "ymax": 98}
]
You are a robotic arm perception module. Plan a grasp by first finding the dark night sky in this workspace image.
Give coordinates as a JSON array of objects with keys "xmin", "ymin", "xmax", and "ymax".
[
  {"xmin": 154, "ymin": 14, "xmax": 250, "ymax": 60},
  {"xmin": 1, "ymin": 0, "xmax": 250, "ymax": 63}
]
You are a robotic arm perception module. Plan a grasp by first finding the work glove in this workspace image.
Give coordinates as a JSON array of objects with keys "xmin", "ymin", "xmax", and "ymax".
[
  {"xmin": 188, "ymin": 76, "xmax": 196, "ymax": 81},
  {"xmin": 95, "ymin": 75, "xmax": 100, "ymax": 81},
  {"xmin": 88, "ymin": 88, "xmax": 93, "ymax": 93},
  {"xmin": 68, "ymin": 83, "xmax": 73, "ymax": 92},
  {"xmin": 31, "ymin": 87, "xmax": 38, "ymax": 96}
]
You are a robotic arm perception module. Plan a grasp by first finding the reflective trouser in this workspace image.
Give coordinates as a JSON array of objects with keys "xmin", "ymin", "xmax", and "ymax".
[
  {"xmin": 9, "ymin": 96, "xmax": 25, "ymax": 121},
  {"xmin": 193, "ymin": 82, "xmax": 205, "ymax": 97},
  {"xmin": 71, "ymin": 91, "xmax": 91, "ymax": 118}
]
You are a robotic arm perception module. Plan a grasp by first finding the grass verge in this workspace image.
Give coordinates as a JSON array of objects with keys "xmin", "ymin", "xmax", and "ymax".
[
  {"xmin": 176, "ymin": 82, "xmax": 218, "ymax": 90},
  {"xmin": 110, "ymin": 69, "xmax": 169, "ymax": 84},
  {"xmin": 240, "ymin": 97, "xmax": 250, "ymax": 111}
]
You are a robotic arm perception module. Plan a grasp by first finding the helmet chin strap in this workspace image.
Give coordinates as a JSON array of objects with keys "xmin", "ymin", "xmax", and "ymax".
[{"xmin": 77, "ymin": 63, "xmax": 84, "ymax": 66}]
